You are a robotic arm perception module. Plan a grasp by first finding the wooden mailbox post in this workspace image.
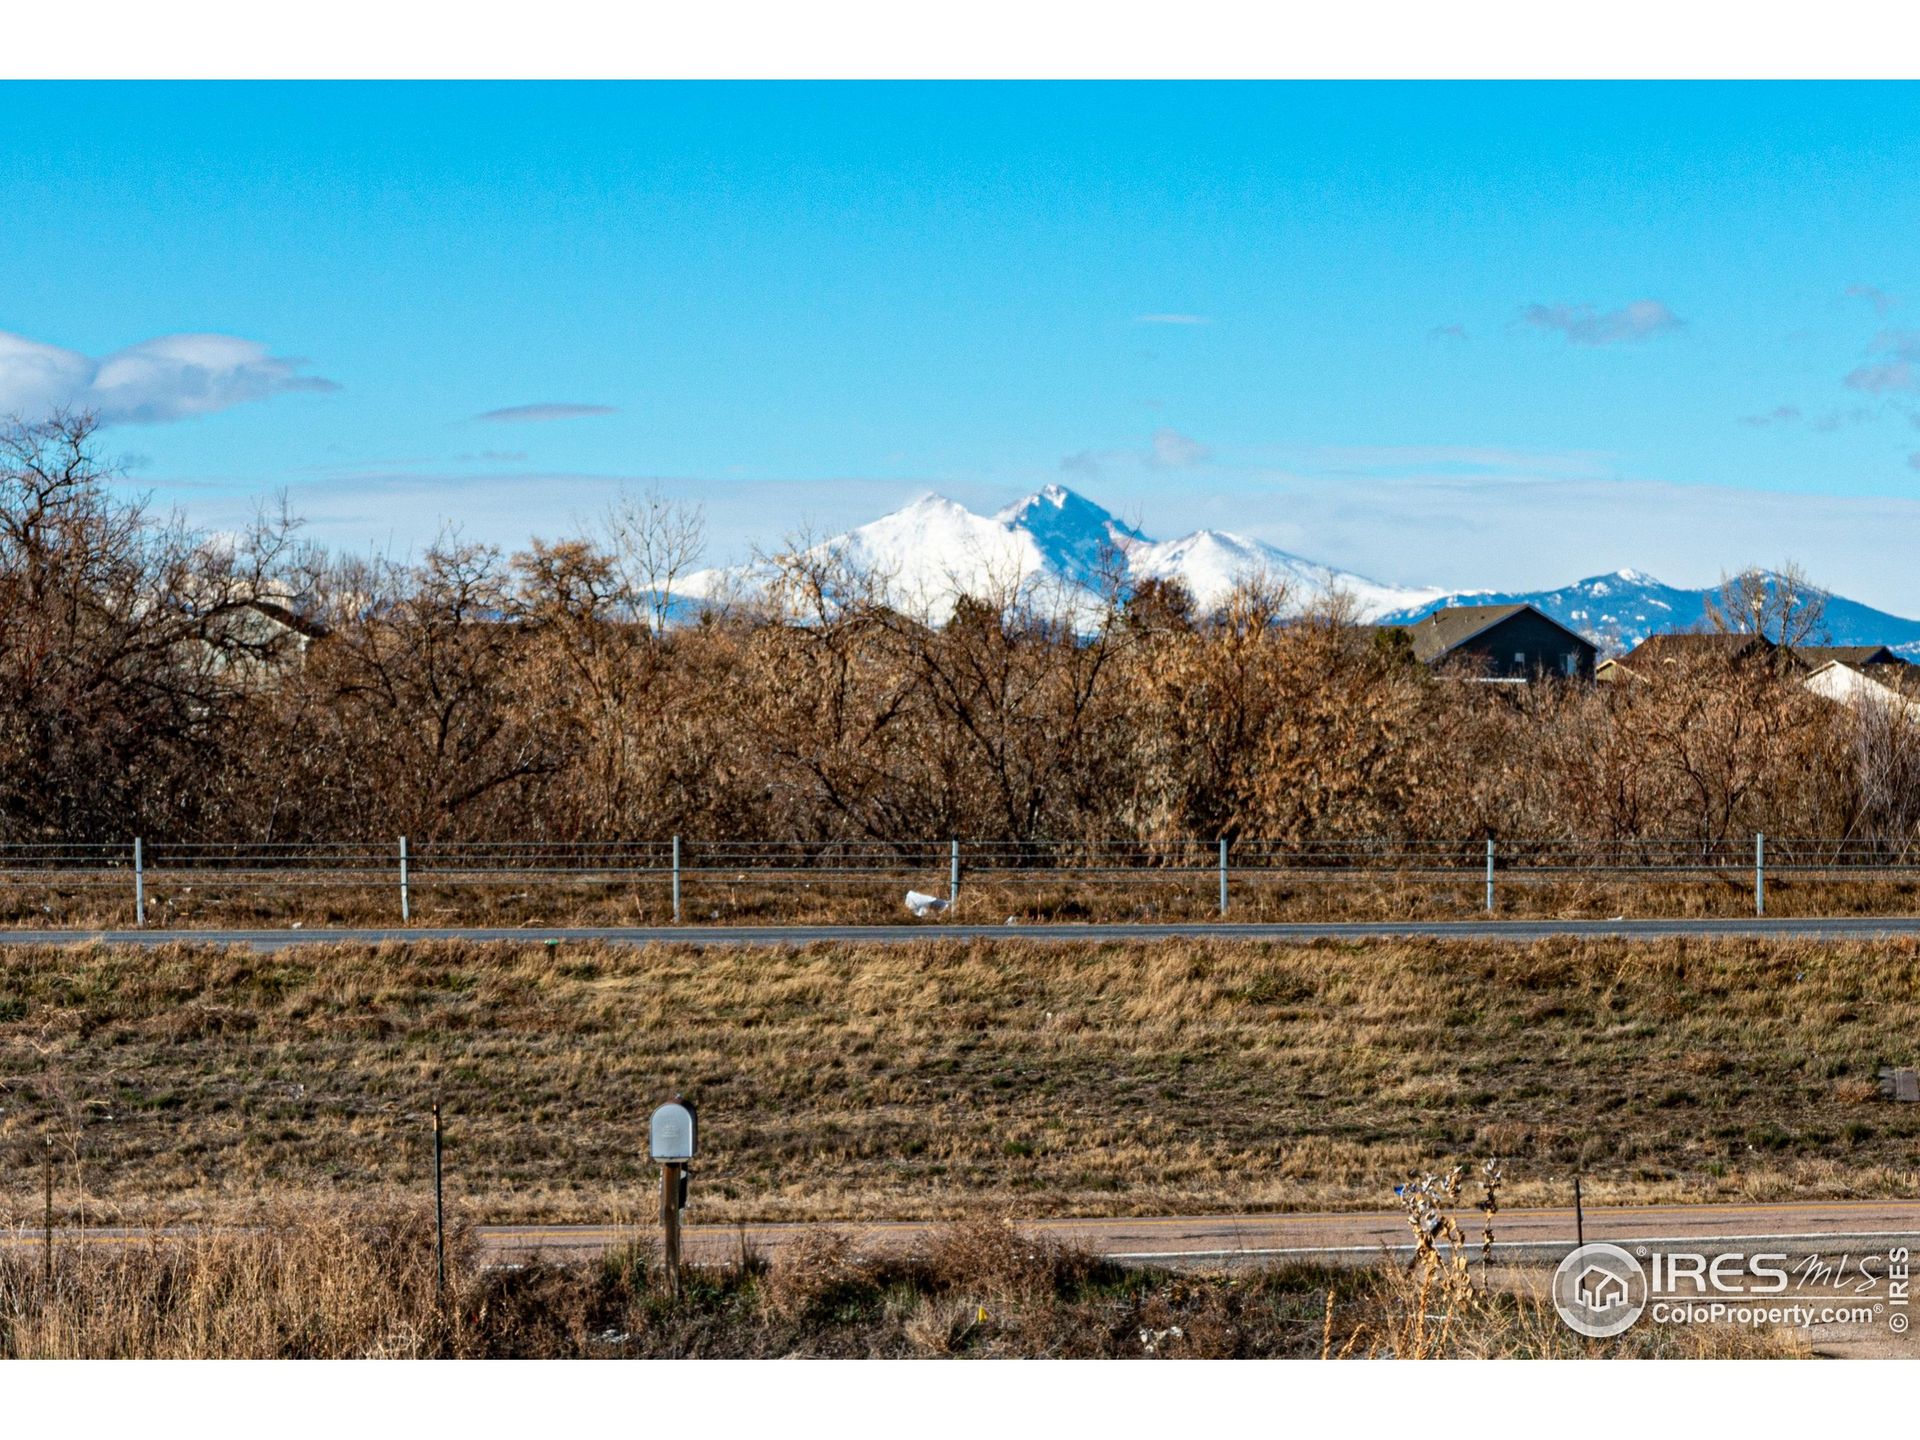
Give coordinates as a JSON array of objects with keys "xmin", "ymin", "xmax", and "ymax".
[{"xmin": 650, "ymin": 1098, "xmax": 697, "ymax": 1296}]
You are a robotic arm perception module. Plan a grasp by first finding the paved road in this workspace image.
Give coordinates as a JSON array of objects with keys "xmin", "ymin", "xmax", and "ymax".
[
  {"xmin": 481, "ymin": 1197, "xmax": 1920, "ymax": 1266},
  {"xmin": 21, "ymin": 1198, "xmax": 1918, "ymax": 1267},
  {"xmin": 7, "ymin": 916, "xmax": 1920, "ymax": 948}
]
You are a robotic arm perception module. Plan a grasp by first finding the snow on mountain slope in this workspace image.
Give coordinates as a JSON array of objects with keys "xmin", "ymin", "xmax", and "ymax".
[
  {"xmin": 1128, "ymin": 528, "xmax": 1445, "ymax": 618},
  {"xmin": 1376, "ymin": 570, "xmax": 1920, "ymax": 656},
  {"xmin": 678, "ymin": 484, "xmax": 1920, "ymax": 647},
  {"xmin": 994, "ymin": 484, "xmax": 1145, "ymax": 587},
  {"xmin": 816, "ymin": 491, "xmax": 1054, "ymax": 610},
  {"xmin": 682, "ymin": 483, "xmax": 1438, "ymax": 624}
]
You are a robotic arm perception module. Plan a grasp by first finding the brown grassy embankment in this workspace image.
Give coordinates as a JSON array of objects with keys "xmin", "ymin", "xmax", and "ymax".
[
  {"xmin": 2, "ymin": 935, "xmax": 1916, "ymax": 1227},
  {"xmin": 7, "ymin": 868, "xmax": 1920, "ymax": 930},
  {"xmin": 0, "ymin": 1209, "xmax": 1803, "ymax": 1359}
]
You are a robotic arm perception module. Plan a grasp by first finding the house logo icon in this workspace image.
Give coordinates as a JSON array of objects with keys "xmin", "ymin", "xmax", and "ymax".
[
  {"xmin": 1552, "ymin": 1243, "xmax": 1649, "ymax": 1338},
  {"xmin": 1576, "ymin": 1265, "xmax": 1629, "ymax": 1311}
]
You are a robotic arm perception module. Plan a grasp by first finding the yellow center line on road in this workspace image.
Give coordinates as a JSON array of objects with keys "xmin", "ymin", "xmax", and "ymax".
[
  {"xmin": 477, "ymin": 1198, "xmax": 1920, "ymax": 1246},
  {"xmin": 11, "ymin": 1198, "xmax": 1915, "ymax": 1250}
]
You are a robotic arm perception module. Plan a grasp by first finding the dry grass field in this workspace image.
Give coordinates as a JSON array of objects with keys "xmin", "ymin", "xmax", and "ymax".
[
  {"xmin": 0, "ymin": 1209, "xmax": 1805, "ymax": 1359},
  {"xmin": 2, "ymin": 934, "xmax": 1917, "ymax": 1228}
]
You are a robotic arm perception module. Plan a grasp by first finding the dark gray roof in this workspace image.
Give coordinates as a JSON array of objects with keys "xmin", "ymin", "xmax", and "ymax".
[
  {"xmin": 1393, "ymin": 603, "xmax": 1592, "ymax": 664},
  {"xmin": 1617, "ymin": 631, "xmax": 1774, "ymax": 667},
  {"xmin": 1864, "ymin": 662, "xmax": 1920, "ymax": 698},
  {"xmin": 1794, "ymin": 645, "xmax": 1903, "ymax": 668}
]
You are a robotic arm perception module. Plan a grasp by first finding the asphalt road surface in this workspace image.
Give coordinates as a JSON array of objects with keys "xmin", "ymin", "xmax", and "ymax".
[
  {"xmin": 9, "ymin": 917, "xmax": 1920, "ymax": 948},
  {"xmin": 21, "ymin": 1199, "xmax": 1919, "ymax": 1268},
  {"xmin": 479, "ymin": 1198, "xmax": 1920, "ymax": 1267}
]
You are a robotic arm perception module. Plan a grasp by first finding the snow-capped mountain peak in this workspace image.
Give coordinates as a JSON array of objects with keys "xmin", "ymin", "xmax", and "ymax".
[
  {"xmin": 672, "ymin": 486, "xmax": 1920, "ymax": 650},
  {"xmin": 727, "ymin": 484, "xmax": 1440, "ymax": 623},
  {"xmin": 680, "ymin": 483, "xmax": 1440, "ymax": 624},
  {"xmin": 1374, "ymin": 569, "xmax": 1920, "ymax": 657},
  {"xmin": 1128, "ymin": 527, "xmax": 1445, "ymax": 617},
  {"xmin": 991, "ymin": 482, "xmax": 1145, "ymax": 587}
]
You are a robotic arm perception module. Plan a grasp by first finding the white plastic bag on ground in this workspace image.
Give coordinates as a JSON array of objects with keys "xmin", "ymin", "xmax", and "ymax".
[{"xmin": 904, "ymin": 890, "xmax": 949, "ymax": 917}]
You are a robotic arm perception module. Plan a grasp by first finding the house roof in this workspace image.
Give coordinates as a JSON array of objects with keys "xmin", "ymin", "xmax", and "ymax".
[
  {"xmin": 1804, "ymin": 658, "xmax": 1920, "ymax": 706},
  {"xmin": 1846, "ymin": 659, "xmax": 1920, "ymax": 698},
  {"xmin": 1615, "ymin": 631, "xmax": 1775, "ymax": 668},
  {"xmin": 1616, "ymin": 635, "xmax": 1909, "ymax": 674},
  {"xmin": 237, "ymin": 598, "xmax": 331, "ymax": 641},
  {"xmin": 1395, "ymin": 603, "xmax": 1594, "ymax": 664},
  {"xmin": 1794, "ymin": 644, "xmax": 1903, "ymax": 668}
]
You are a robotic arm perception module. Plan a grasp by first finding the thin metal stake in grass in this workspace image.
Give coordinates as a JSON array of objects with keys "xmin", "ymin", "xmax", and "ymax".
[
  {"xmin": 42, "ymin": 1138, "xmax": 53, "ymax": 1289},
  {"xmin": 1574, "ymin": 1174, "xmax": 1584, "ymax": 1249},
  {"xmin": 432, "ymin": 1099, "xmax": 446, "ymax": 1296}
]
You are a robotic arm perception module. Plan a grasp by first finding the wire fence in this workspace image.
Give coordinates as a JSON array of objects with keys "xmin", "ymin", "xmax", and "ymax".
[{"xmin": 8, "ymin": 834, "xmax": 1920, "ymax": 924}]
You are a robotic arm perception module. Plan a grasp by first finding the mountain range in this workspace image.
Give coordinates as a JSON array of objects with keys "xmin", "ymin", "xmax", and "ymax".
[{"xmin": 680, "ymin": 484, "xmax": 1920, "ymax": 657}]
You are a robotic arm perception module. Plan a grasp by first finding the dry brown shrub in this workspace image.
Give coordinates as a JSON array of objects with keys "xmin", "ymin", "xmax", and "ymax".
[
  {"xmin": 918, "ymin": 1217, "xmax": 1101, "ymax": 1299},
  {"xmin": 761, "ymin": 1228, "xmax": 871, "ymax": 1322},
  {"xmin": 0, "ymin": 1203, "xmax": 465, "ymax": 1359}
]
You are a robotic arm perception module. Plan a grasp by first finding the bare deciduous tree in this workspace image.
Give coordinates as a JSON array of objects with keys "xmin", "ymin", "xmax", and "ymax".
[
  {"xmin": 599, "ymin": 486, "xmax": 706, "ymax": 635},
  {"xmin": 1704, "ymin": 562, "xmax": 1829, "ymax": 650}
]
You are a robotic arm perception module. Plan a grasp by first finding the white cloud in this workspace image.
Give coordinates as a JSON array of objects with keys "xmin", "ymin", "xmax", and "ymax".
[
  {"xmin": 1847, "ymin": 284, "xmax": 1898, "ymax": 316},
  {"xmin": 1845, "ymin": 361, "xmax": 1917, "ymax": 394},
  {"xmin": 1062, "ymin": 426, "xmax": 1213, "ymax": 476},
  {"xmin": 1740, "ymin": 404, "xmax": 1801, "ymax": 427},
  {"xmin": 1810, "ymin": 405, "xmax": 1877, "ymax": 430},
  {"xmin": 475, "ymin": 403, "xmax": 620, "ymax": 422},
  {"xmin": 1149, "ymin": 427, "xmax": 1211, "ymax": 468},
  {"xmin": 1845, "ymin": 330, "xmax": 1920, "ymax": 395},
  {"xmin": 1522, "ymin": 299, "xmax": 1683, "ymax": 346},
  {"xmin": 0, "ymin": 331, "xmax": 337, "ymax": 424}
]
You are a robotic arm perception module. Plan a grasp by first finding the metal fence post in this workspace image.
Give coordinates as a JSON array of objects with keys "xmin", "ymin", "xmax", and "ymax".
[
  {"xmin": 432, "ymin": 1098, "xmax": 445, "ymax": 1296},
  {"xmin": 1218, "ymin": 838, "xmax": 1229, "ymax": 917},
  {"xmin": 399, "ymin": 836, "xmax": 410, "ymax": 922},
  {"xmin": 1485, "ymin": 838, "xmax": 1495, "ymax": 914},
  {"xmin": 133, "ymin": 837, "xmax": 144, "ymax": 928},
  {"xmin": 43, "ymin": 1139, "xmax": 53, "ymax": 1288},
  {"xmin": 1755, "ymin": 832, "xmax": 1765, "ymax": 917},
  {"xmin": 672, "ymin": 835, "xmax": 682, "ymax": 923},
  {"xmin": 950, "ymin": 838, "xmax": 960, "ymax": 902}
]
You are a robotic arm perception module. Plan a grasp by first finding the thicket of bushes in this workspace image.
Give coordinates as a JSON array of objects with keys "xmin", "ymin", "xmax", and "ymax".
[
  {"xmin": 5, "ymin": 413, "xmax": 1914, "ymax": 848},
  {"xmin": 0, "ymin": 1209, "xmax": 1802, "ymax": 1359}
]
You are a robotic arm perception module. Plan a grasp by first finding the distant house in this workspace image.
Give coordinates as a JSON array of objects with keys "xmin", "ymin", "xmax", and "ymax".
[
  {"xmin": 1603, "ymin": 632, "xmax": 1777, "ymax": 679},
  {"xmin": 1385, "ymin": 603, "xmax": 1596, "ymax": 681},
  {"xmin": 1601, "ymin": 633, "xmax": 1910, "ymax": 683},
  {"xmin": 1794, "ymin": 644, "xmax": 1905, "ymax": 669},
  {"xmin": 202, "ymin": 598, "xmax": 331, "ymax": 685},
  {"xmin": 1803, "ymin": 658, "xmax": 1920, "ymax": 721}
]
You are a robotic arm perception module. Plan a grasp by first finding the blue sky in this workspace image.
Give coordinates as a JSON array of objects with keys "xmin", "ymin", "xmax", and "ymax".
[{"xmin": 7, "ymin": 81, "xmax": 1920, "ymax": 608}]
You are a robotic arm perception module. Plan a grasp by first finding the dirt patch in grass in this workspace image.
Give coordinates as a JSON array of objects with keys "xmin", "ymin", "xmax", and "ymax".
[{"xmin": 1, "ymin": 935, "xmax": 1917, "ymax": 1226}]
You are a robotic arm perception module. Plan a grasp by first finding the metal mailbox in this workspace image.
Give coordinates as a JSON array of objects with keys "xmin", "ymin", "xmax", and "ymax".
[{"xmin": 650, "ymin": 1099, "xmax": 698, "ymax": 1161}]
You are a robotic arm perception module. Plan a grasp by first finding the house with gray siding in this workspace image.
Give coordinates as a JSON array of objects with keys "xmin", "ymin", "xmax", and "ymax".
[{"xmin": 1385, "ymin": 602, "xmax": 1597, "ymax": 680}]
